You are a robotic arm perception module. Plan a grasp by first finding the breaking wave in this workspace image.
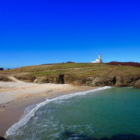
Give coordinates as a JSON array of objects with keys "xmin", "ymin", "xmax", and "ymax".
[{"xmin": 5, "ymin": 86, "xmax": 111, "ymax": 137}]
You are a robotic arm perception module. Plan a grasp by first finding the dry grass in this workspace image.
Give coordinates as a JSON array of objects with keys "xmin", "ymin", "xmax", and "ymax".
[{"xmin": 0, "ymin": 63, "xmax": 140, "ymax": 78}]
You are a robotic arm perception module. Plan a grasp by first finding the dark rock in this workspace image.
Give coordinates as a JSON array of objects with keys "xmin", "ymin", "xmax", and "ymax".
[
  {"xmin": 0, "ymin": 136, "xmax": 7, "ymax": 140},
  {"xmin": 63, "ymin": 131, "xmax": 94, "ymax": 140},
  {"xmin": 111, "ymin": 134, "xmax": 140, "ymax": 140},
  {"xmin": 63, "ymin": 132, "xmax": 140, "ymax": 140},
  {"xmin": 59, "ymin": 74, "xmax": 64, "ymax": 84}
]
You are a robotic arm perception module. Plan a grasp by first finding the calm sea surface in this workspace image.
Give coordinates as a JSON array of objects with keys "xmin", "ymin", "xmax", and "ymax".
[{"xmin": 6, "ymin": 87, "xmax": 140, "ymax": 140}]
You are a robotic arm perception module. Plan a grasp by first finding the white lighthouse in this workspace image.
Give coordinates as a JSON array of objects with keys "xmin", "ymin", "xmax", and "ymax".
[
  {"xmin": 91, "ymin": 54, "xmax": 103, "ymax": 63},
  {"xmin": 99, "ymin": 54, "xmax": 101, "ymax": 60}
]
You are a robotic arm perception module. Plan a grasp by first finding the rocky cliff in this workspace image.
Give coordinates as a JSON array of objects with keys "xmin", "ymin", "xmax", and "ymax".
[{"xmin": 14, "ymin": 74, "xmax": 140, "ymax": 88}]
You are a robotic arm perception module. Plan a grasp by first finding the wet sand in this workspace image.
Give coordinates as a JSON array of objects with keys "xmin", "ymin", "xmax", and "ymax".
[{"xmin": 0, "ymin": 78, "xmax": 98, "ymax": 137}]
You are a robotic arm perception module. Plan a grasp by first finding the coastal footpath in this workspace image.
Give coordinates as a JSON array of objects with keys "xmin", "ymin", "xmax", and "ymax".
[{"xmin": 0, "ymin": 63, "xmax": 140, "ymax": 88}]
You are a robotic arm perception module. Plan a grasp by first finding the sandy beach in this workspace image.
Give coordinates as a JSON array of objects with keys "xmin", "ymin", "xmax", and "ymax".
[{"xmin": 0, "ymin": 77, "xmax": 98, "ymax": 137}]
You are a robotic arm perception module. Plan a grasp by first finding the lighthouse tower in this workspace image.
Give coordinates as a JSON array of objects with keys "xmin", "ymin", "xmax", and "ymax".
[
  {"xmin": 91, "ymin": 54, "xmax": 103, "ymax": 63},
  {"xmin": 99, "ymin": 54, "xmax": 101, "ymax": 60}
]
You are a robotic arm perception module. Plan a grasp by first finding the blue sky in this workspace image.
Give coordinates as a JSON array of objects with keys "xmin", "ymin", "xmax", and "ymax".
[{"xmin": 0, "ymin": 0, "xmax": 140, "ymax": 69}]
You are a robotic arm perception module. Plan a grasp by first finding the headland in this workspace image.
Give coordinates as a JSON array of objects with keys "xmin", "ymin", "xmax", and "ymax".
[{"xmin": 0, "ymin": 62, "xmax": 140, "ymax": 137}]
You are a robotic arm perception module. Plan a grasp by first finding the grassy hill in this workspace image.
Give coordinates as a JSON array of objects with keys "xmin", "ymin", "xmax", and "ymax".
[
  {"xmin": 0, "ymin": 63, "xmax": 140, "ymax": 88},
  {"xmin": 1, "ymin": 63, "xmax": 140, "ymax": 77}
]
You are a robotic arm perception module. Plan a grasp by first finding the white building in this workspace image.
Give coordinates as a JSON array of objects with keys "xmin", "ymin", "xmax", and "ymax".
[{"xmin": 91, "ymin": 54, "xmax": 103, "ymax": 63}]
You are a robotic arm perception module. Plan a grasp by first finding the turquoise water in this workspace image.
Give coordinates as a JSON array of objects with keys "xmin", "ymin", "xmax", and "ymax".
[{"xmin": 6, "ymin": 87, "xmax": 140, "ymax": 140}]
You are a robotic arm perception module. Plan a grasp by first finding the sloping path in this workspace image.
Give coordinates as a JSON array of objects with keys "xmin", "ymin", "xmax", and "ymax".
[{"xmin": 8, "ymin": 76, "xmax": 24, "ymax": 83}]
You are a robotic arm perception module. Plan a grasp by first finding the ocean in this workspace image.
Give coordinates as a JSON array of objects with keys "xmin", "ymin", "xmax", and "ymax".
[{"xmin": 5, "ymin": 87, "xmax": 140, "ymax": 140}]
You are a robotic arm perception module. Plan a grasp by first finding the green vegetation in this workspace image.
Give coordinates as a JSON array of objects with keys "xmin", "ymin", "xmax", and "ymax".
[{"xmin": 1, "ymin": 63, "xmax": 140, "ymax": 78}]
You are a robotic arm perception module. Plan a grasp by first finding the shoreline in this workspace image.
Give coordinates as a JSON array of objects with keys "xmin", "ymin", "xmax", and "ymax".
[{"xmin": 0, "ymin": 81, "xmax": 98, "ymax": 137}]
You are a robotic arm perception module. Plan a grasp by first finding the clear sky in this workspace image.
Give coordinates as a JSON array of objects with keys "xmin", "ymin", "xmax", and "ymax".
[{"xmin": 0, "ymin": 0, "xmax": 140, "ymax": 69}]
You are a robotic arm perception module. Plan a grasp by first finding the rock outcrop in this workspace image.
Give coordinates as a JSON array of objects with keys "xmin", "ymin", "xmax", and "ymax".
[
  {"xmin": 64, "ymin": 75, "xmax": 140, "ymax": 88},
  {"xmin": 0, "ymin": 76, "xmax": 12, "ymax": 82},
  {"xmin": 114, "ymin": 76, "xmax": 140, "ymax": 88},
  {"xmin": 115, "ymin": 76, "xmax": 133, "ymax": 87},
  {"xmin": 14, "ymin": 75, "xmax": 36, "ymax": 83},
  {"xmin": 133, "ymin": 79, "xmax": 140, "ymax": 88},
  {"xmin": 13, "ymin": 74, "xmax": 140, "ymax": 88},
  {"xmin": 90, "ymin": 76, "xmax": 116, "ymax": 86},
  {"xmin": 34, "ymin": 76, "xmax": 59, "ymax": 84}
]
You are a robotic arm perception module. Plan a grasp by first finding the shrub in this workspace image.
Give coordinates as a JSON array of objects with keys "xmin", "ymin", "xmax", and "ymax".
[{"xmin": 107, "ymin": 61, "xmax": 140, "ymax": 67}]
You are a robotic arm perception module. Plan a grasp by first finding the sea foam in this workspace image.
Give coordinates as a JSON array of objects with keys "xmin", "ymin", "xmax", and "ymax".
[{"xmin": 5, "ymin": 86, "xmax": 111, "ymax": 137}]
